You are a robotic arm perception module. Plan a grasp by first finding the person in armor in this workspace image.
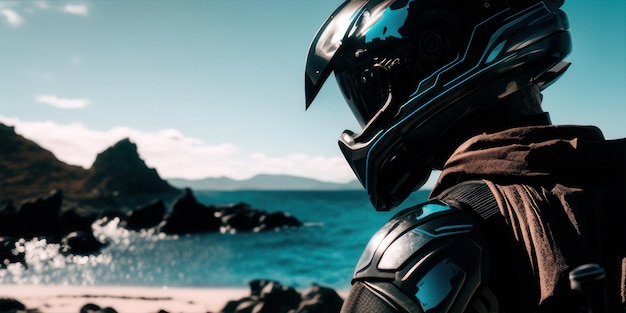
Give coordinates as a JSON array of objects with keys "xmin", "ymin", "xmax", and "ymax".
[{"xmin": 303, "ymin": 0, "xmax": 626, "ymax": 312}]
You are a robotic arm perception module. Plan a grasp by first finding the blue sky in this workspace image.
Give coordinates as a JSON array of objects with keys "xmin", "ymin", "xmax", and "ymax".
[{"xmin": 1, "ymin": 0, "xmax": 624, "ymax": 186}]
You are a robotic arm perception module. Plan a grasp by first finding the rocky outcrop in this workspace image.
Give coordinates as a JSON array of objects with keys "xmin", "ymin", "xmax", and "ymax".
[
  {"xmin": 0, "ymin": 190, "xmax": 64, "ymax": 239},
  {"xmin": 296, "ymin": 283, "xmax": 345, "ymax": 313},
  {"xmin": 159, "ymin": 188, "xmax": 222, "ymax": 234},
  {"xmin": 219, "ymin": 279, "xmax": 343, "ymax": 313},
  {"xmin": 0, "ymin": 190, "xmax": 101, "ymax": 240},
  {"xmin": 217, "ymin": 202, "xmax": 302, "ymax": 233},
  {"xmin": 0, "ymin": 298, "xmax": 26, "ymax": 313},
  {"xmin": 0, "ymin": 187, "xmax": 304, "ymax": 267},
  {"xmin": 85, "ymin": 138, "xmax": 179, "ymax": 198},
  {"xmin": 61, "ymin": 231, "xmax": 107, "ymax": 255},
  {"xmin": 79, "ymin": 303, "xmax": 118, "ymax": 313},
  {"xmin": 121, "ymin": 199, "xmax": 166, "ymax": 231},
  {"xmin": 159, "ymin": 188, "xmax": 303, "ymax": 235},
  {"xmin": 0, "ymin": 237, "xmax": 26, "ymax": 269},
  {"xmin": 0, "ymin": 191, "xmax": 110, "ymax": 264}
]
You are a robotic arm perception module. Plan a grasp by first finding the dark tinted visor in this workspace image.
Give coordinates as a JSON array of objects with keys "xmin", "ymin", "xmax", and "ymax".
[{"xmin": 335, "ymin": 66, "xmax": 391, "ymax": 127}]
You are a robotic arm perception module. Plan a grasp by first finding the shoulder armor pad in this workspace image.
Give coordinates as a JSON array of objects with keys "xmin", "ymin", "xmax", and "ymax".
[{"xmin": 352, "ymin": 199, "xmax": 490, "ymax": 312}]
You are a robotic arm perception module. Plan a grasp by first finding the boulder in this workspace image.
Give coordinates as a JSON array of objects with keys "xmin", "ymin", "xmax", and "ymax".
[
  {"xmin": 256, "ymin": 211, "xmax": 302, "ymax": 231},
  {"xmin": 0, "ymin": 237, "xmax": 26, "ymax": 268},
  {"xmin": 218, "ymin": 280, "xmax": 343, "ymax": 313},
  {"xmin": 221, "ymin": 209, "xmax": 263, "ymax": 232},
  {"xmin": 61, "ymin": 231, "xmax": 106, "ymax": 255},
  {"xmin": 123, "ymin": 199, "xmax": 166, "ymax": 231},
  {"xmin": 155, "ymin": 191, "xmax": 304, "ymax": 235},
  {"xmin": 0, "ymin": 200, "xmax": 19, "ymax": 237},
  {"xmin": 257, "ymin": 280, "xmax": 302, "ymax": 313},
  {"xmin": 220, "ymin": 280, "xmax": 301, "ymax": 313},
  {"xmin": 216, "ymin": 202, "xmax": 254, "ymax": 216},
  {"xmin": 0, "ymin": 298, "xmax": 26, "ymax": 313},
  {"xmin": 79, "ymin": 303, "xmax": 118, "ymax": 313},
  {"xmin": 58, "ymin": 206, "xmax": 100, "ymax": 234},
  {"xmin": 159, "ymin": 188, "xmax": 220, "ymax": 234},
  {"xmin": 15, "ymin": 189, "xmax": 64, "ymax": 238},
  {"xmin": 293, "ymin": 284, "xmax": 344, "ymax": 313},
  {"xmin": 217, "ymin": 202, "xmax": 303, "ymax": 233}
]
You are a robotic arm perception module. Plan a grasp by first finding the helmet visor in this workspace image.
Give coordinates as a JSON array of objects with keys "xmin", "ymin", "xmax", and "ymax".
[{"xmin": 335, "ymin": 64, "xmax": 392, "ymax": 127}]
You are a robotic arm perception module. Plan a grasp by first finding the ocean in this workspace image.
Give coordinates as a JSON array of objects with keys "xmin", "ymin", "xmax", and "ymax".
[{"xmin": 0, "ymin": 190, "xmax": 431, "ymax": 291}]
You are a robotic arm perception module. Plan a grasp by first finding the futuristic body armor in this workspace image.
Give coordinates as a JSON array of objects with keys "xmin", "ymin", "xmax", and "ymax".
[{"xmin": 341, "ymin": 182, "xmax": 499, "ymax": 313}]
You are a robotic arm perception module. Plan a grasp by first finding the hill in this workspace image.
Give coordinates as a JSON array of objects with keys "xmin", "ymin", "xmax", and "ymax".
[
  {"xmin": 168, "ymin": 174, "xmax": 362, "ymax": 191},
  {"xmin": 0, "ymin": 123, "xmax": 179, "ymax": 206}
]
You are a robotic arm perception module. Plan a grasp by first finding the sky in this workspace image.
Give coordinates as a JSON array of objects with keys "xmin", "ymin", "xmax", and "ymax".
[{"xmin": 1, "ymin": 0, "xmax": 625, "ymax": 187}]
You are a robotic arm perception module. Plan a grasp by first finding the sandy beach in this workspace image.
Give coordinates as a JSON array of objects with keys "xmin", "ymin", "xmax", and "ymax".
[{"xmin": 1, "ymin": 285, "xmax": 259, "ymax": 313}]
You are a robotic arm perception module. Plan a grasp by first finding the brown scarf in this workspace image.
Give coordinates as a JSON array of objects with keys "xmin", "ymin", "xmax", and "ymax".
[{"xmin": 431, "ymin": 125, "xmax": 626, "ymax": 311}]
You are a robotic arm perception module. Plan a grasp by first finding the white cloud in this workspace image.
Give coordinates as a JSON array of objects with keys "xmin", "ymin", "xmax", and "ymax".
[
  {"xmin": 1, "ymin": 2, "xmax": 89, "ymax": 27},
  {"xmin": 33, "ymin": 2, "xmax": 50, "ymax": 10},
  {"xmin": 35, "ymin": 95, "xmax": 91, "ymax": 109},
  {"xmin": 62, "ymin": 4, "xmax": 88, "ymax": 16},
  {"xmin": 1, "ymin": 8, "xmax": 24, "ymax": 27},
  {"xmin": 0, "ymin": 117, "xmax": 358, "ymax": 183}
]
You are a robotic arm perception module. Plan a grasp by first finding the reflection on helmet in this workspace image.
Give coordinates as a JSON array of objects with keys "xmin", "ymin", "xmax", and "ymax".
[{"xmin": 305, "ymin": 0, "xmax": 571, "ymax": 211}]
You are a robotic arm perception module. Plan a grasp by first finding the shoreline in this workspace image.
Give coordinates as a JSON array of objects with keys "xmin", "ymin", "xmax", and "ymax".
[
  {"xmin": 1, "ymin": 285, "xmax": 350, "ymax": 313},
  {"xmin": 2, "ymin": 285, "xmax": 260, "ymax": 313}
]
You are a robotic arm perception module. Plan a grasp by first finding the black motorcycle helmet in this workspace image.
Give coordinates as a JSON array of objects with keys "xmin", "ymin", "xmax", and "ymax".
[{"xmin": 305, "ymin": 0, "xmax": 571, "ymax": 211}]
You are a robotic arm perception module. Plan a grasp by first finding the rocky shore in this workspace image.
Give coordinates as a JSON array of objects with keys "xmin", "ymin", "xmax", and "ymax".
[
  {"xmin": 1, "ymin": 123, "xmax": 346, "ymax": 313},
  {"xmin": 1, "ymin": 187, "xmax": 304, "ymax": 265}
]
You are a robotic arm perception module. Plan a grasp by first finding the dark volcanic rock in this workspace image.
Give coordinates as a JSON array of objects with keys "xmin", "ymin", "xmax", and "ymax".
[
  {"xmin": 0, "ymin": 298, "xmax": 26, "ymax": 312},
  {"xmin": 15, "ymin": 189, "xmax": 64, "ymax": 238},
  {"xmin": 0, "ymin": 190, "xmax": 100, "ymax": 241},
  {"xmin": 79, "ymin": 303, "xmax": 118, "ymax": 313},
  {"xmin": 61, "ymin": 231, "xmax": 106, "ymax": 255},
  {"xmin": 257, "ymin": 211, "xmax": 302, "ymax": 231},
  {"xmin": 0, "ymin": 200, "xmax": 19, "ymax": 237},
  {"xmin": 0, "ymin": 190, "xmax": 65, "ymax": 239},
  {"xmin": 0, "ymin": 237, "xmax": 26, "ymax": 268},
  {"xmin": 85, "ymin": 138, "xmax": 179, "ymax": 198},
  {"xmin": 218, "ymin": 280, "xmax": 343, "ymax": 313},
  {"xmin": 123, "ymin": 199, "xmax": 166, "ymax": 231},
  {"xmin": 157, "ymin": 190, "xmax": 304, "ymax": 235},
  {"xmin": 219, "ymin": 202, "xmax": 263, "ymax": 233},
  {"xmin": 295, "ymin": 284, "xmax": 344, "ymax": 313},
  {"xmin": 159, "ymin": 188, "xmax": 221, "ymax": 234},
  {"xmin": 58, "ymin": 206, "xmax": 100, "ymax": 234}
]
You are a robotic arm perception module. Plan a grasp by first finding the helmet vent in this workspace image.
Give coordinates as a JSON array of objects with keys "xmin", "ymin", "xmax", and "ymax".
[{"xmin": 419, "ymin": 29, "xmax": 446, "ymax": 60}]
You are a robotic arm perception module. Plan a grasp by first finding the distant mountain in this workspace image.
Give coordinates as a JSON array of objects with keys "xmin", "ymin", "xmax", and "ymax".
[
  {"xmin": 168, "ymin": 174, "xmax": 363, "ymax": 191},
  {"xmin": 0, "ymin": 123, "xmax": 179, "ymax": 205}
]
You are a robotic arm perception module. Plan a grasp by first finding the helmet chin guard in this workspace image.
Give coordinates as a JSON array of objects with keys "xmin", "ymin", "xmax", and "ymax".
[{"xmin": 305, "ymin": 0, "xmax": 571, "ymax": 211}]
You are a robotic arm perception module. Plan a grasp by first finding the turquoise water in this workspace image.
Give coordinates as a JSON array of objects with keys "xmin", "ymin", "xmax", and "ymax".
[{"xmin": 0, "ymin": 190, "xmax": 430, "ymax": 290}]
